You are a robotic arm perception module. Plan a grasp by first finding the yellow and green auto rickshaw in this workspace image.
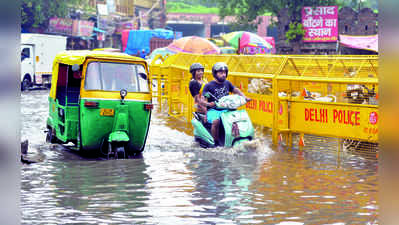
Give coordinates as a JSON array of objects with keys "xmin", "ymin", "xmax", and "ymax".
[{"xmin": 46, "ymin": 50, "xmax": 153, "ymax": 158}]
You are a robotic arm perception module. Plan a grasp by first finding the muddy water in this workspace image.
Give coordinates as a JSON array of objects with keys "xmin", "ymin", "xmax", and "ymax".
[{"xmin": 21, "ymin": 90, "xmax": 378, "ymax": 224}]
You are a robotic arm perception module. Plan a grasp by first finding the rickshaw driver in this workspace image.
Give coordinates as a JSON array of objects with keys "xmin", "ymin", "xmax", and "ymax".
[{"xmin": 202, "ymin": 62, "xmax": 250, "ymax": 146}]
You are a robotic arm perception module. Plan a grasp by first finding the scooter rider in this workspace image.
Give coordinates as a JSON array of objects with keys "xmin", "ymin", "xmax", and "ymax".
[
  {"xmin": 188, "ymin": 63, "xmax": 208, "ymax": 123},
  {"xmin": 202, "ymin": 62, "xmax": 250, "ymax": 146}
]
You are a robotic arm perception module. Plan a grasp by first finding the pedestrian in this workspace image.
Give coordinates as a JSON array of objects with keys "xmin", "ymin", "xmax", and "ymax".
[{"xmin": 140, "ymin": 49, "xmax": 146, "ymax": 59}]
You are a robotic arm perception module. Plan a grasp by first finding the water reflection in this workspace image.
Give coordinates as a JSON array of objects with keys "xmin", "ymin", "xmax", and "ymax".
[
  {"xmin": 249, "ymin": 150, "xmax": 378, "ymax": 224},
  {"xmin": 22, "ymin": 156, "xmax": 152, "ymax": 224}
]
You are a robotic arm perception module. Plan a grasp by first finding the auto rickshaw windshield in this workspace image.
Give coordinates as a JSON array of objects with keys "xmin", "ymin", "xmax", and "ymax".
[{"xmin": 84, "ymin": 61, "xmax": 149, "ymax": 92}]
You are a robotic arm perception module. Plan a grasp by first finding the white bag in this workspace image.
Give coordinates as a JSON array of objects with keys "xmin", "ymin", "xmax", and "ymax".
[{"xmin": 216, "ymin": 95, "xmax": 247, "ymax": 109}]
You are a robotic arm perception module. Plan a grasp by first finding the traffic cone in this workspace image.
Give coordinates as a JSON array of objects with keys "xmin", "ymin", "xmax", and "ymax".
[
  {"xmin": 301, "ymin": 88, "xmax": 307, "ymax": 97},
  {"xmin": 375, "ymin": 93, "xmax": 379, "ymax": 100},
  {"xmin": 299, "ymin": 135, "xmax": 305, "ymax": 147}
]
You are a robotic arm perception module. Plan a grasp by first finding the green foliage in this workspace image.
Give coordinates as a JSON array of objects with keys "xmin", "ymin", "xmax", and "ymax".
[
  {"xmin": 166, "ymin": 1, "xmax": 219, "ymax": 14},
  {"xmin": 285, "ymin": 22, "xmax": 305, "ymax": 43},
  {"xmin": 336, "ymin": 0, "xmax": 378, "ymax": 10},
  {"xmin": 21, "ymin": 0, "xmax": 92, "ymax": 30}
]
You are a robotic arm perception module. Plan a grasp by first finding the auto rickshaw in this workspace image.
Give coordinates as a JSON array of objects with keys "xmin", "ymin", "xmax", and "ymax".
[{"xmin": 46, "ymin": 50, "xmax": 153, "ymax": 158}]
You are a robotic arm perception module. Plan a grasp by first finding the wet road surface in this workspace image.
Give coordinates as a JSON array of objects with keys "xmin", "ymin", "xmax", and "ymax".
[{"xmin": 21, "ymin": 89, "xmax": 378, "ymax": 224}]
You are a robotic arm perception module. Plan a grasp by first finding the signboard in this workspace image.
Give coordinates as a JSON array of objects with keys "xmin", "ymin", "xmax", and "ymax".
[
  {"xmin": 97, "ymin": 4, "xmax": 108, "ymax": 16},
  {"xmin": 48, "ymin": 17, "xmax": 73, "ymax": 35},
  {"xmin": 240, "ymin": 46, "xmax": 271, "ymax": 55},
  {"xmin": 115, "ymin": 21, "xmax": 138, "ymax": 34},
  {"xmin": 107, "ymin": 0, "xmax": 116, "ymax": 14},
  {"xmin": 72, "ymin": 20, "xmax": 94, "ymax": 37},
  {"xmin": 302, "ymin": 6, "xmax": 338, "ymax": 42},
  {"xmin": 138, "ymin": 9, "xmax": 149, "ymax": 28},
  {"xmin": 290, "ymin": 101, "xmax": 378, "ymax": 142}
]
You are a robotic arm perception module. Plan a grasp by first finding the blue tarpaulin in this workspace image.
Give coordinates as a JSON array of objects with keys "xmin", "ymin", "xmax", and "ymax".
[
  {"xmin": 125, "ymin": 30, "xmax": 153, "ymax": 56},
  {"xmin": 152, "ymin": 29, "xmax": 174, "ymax": 39},
  {"xmin": 124, "ymin": 29, "xmax": 174, "ymax": 56}
]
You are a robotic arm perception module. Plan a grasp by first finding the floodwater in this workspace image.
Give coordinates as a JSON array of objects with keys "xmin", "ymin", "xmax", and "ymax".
[{"xmin": 21, "ymin": 90, "xmax": 378, "ymax": 224}]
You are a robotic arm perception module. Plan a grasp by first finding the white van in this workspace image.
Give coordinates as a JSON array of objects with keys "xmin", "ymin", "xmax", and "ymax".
[{"xmin": 21, "ymin": 33, "xmax": 67, "ymax": 90}]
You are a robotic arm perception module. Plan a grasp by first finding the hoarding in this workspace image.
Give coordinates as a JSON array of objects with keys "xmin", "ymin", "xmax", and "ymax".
[
  {"xmin": 302, "ymin": 6, "xmax": 338, "ymax": 42},
  {"xmin": 48, "ymin": 17, "xmax": 73, "ymax": 35},
  {"xmin": 72, "ymin": 20, "xmax": 94, "ymax": 37}
]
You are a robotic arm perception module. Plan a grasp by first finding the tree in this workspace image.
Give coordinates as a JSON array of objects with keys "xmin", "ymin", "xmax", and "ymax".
[{"xmin": 21, "ymin": 0, "xmax": 91, "ymax": 31}]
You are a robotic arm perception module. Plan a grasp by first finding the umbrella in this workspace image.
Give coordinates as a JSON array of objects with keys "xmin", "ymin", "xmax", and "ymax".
[
  {"xmin": 167, "ymin": 36, "xmax": 220, "ymax": 54},
  {"xmin": 221, "ymin": 31, "xmax": 272, "ymax": 50},
  {"xmin": 146, "ymin": 47, "xmax": 176, "ymax": 64}
]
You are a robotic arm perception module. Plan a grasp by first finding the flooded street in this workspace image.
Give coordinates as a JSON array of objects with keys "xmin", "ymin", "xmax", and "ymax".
[{"xmin": 21, "ymin": 90, "xmax": 378, "ymax": 224}]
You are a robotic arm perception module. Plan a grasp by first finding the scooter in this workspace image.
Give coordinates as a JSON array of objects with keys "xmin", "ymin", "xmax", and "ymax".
[{"xmin": 191, "ymin": 94, "xmax": 254, "ymax": 148}]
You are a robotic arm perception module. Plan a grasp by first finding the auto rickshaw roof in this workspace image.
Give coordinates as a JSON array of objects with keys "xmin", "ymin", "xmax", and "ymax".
[{"xmin": 54, "ymin": 50, "xmax": 145, "ymax": 65}]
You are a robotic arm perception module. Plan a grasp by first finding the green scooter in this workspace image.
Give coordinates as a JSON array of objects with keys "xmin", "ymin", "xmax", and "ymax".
[{"xmin": 191, "ymin": 94, "xmax": 254, "ymax": 148}]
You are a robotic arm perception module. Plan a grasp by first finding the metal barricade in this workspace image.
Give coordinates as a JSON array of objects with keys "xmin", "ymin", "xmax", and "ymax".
[{"xmin": 149, "ymin": 53, "xmax": 379, "ymax": 157}]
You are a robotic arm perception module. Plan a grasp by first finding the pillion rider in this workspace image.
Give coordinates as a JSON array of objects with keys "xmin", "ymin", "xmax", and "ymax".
[{"xmin": 188, "ymin": 63, "xmax": 208, "ymax": 123}]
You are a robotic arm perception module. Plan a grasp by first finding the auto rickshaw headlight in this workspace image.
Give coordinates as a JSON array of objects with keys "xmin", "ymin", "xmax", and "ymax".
[{"xmin": 120, "ymin": 89, "xmax": 128, "ymax": 100}]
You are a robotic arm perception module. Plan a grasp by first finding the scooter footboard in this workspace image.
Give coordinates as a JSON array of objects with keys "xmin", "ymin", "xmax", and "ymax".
[{"xmin": 191, "ymin": 118, "xmax": 214, "ymax": 146}]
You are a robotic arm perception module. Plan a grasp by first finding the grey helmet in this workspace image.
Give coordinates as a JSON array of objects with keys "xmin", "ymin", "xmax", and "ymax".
[
  {"xmin": 189, "ymin": 63, "xmax": 204, "ymax": 78},
  {"xmin": 212, "ymin": 62, "xmax": 228, "ymax": 78}
]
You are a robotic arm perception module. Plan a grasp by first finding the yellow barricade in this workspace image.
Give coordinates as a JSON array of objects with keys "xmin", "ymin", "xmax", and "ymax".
[{"xmin": 149, "ymin": 53, "xmax": 379, "ymax": 153}]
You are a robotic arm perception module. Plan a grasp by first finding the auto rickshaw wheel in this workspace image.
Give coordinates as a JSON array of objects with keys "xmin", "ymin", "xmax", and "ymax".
[
  {"xmin": 46, "ymin": 128, "xmax": 57, "ymax": 144},
  {"xmin": 116, "ymin": 146, "xmax": 126, "ymax": 159},
  {"xmin": 107, "ymin": 143, "xmax": 127, "ymax": 159}
]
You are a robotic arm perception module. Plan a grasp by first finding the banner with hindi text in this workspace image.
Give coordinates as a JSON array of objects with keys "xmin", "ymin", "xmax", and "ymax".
[{"xmin": 302, "ymin": 6, "xmax": 338, "ymax": 42}]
